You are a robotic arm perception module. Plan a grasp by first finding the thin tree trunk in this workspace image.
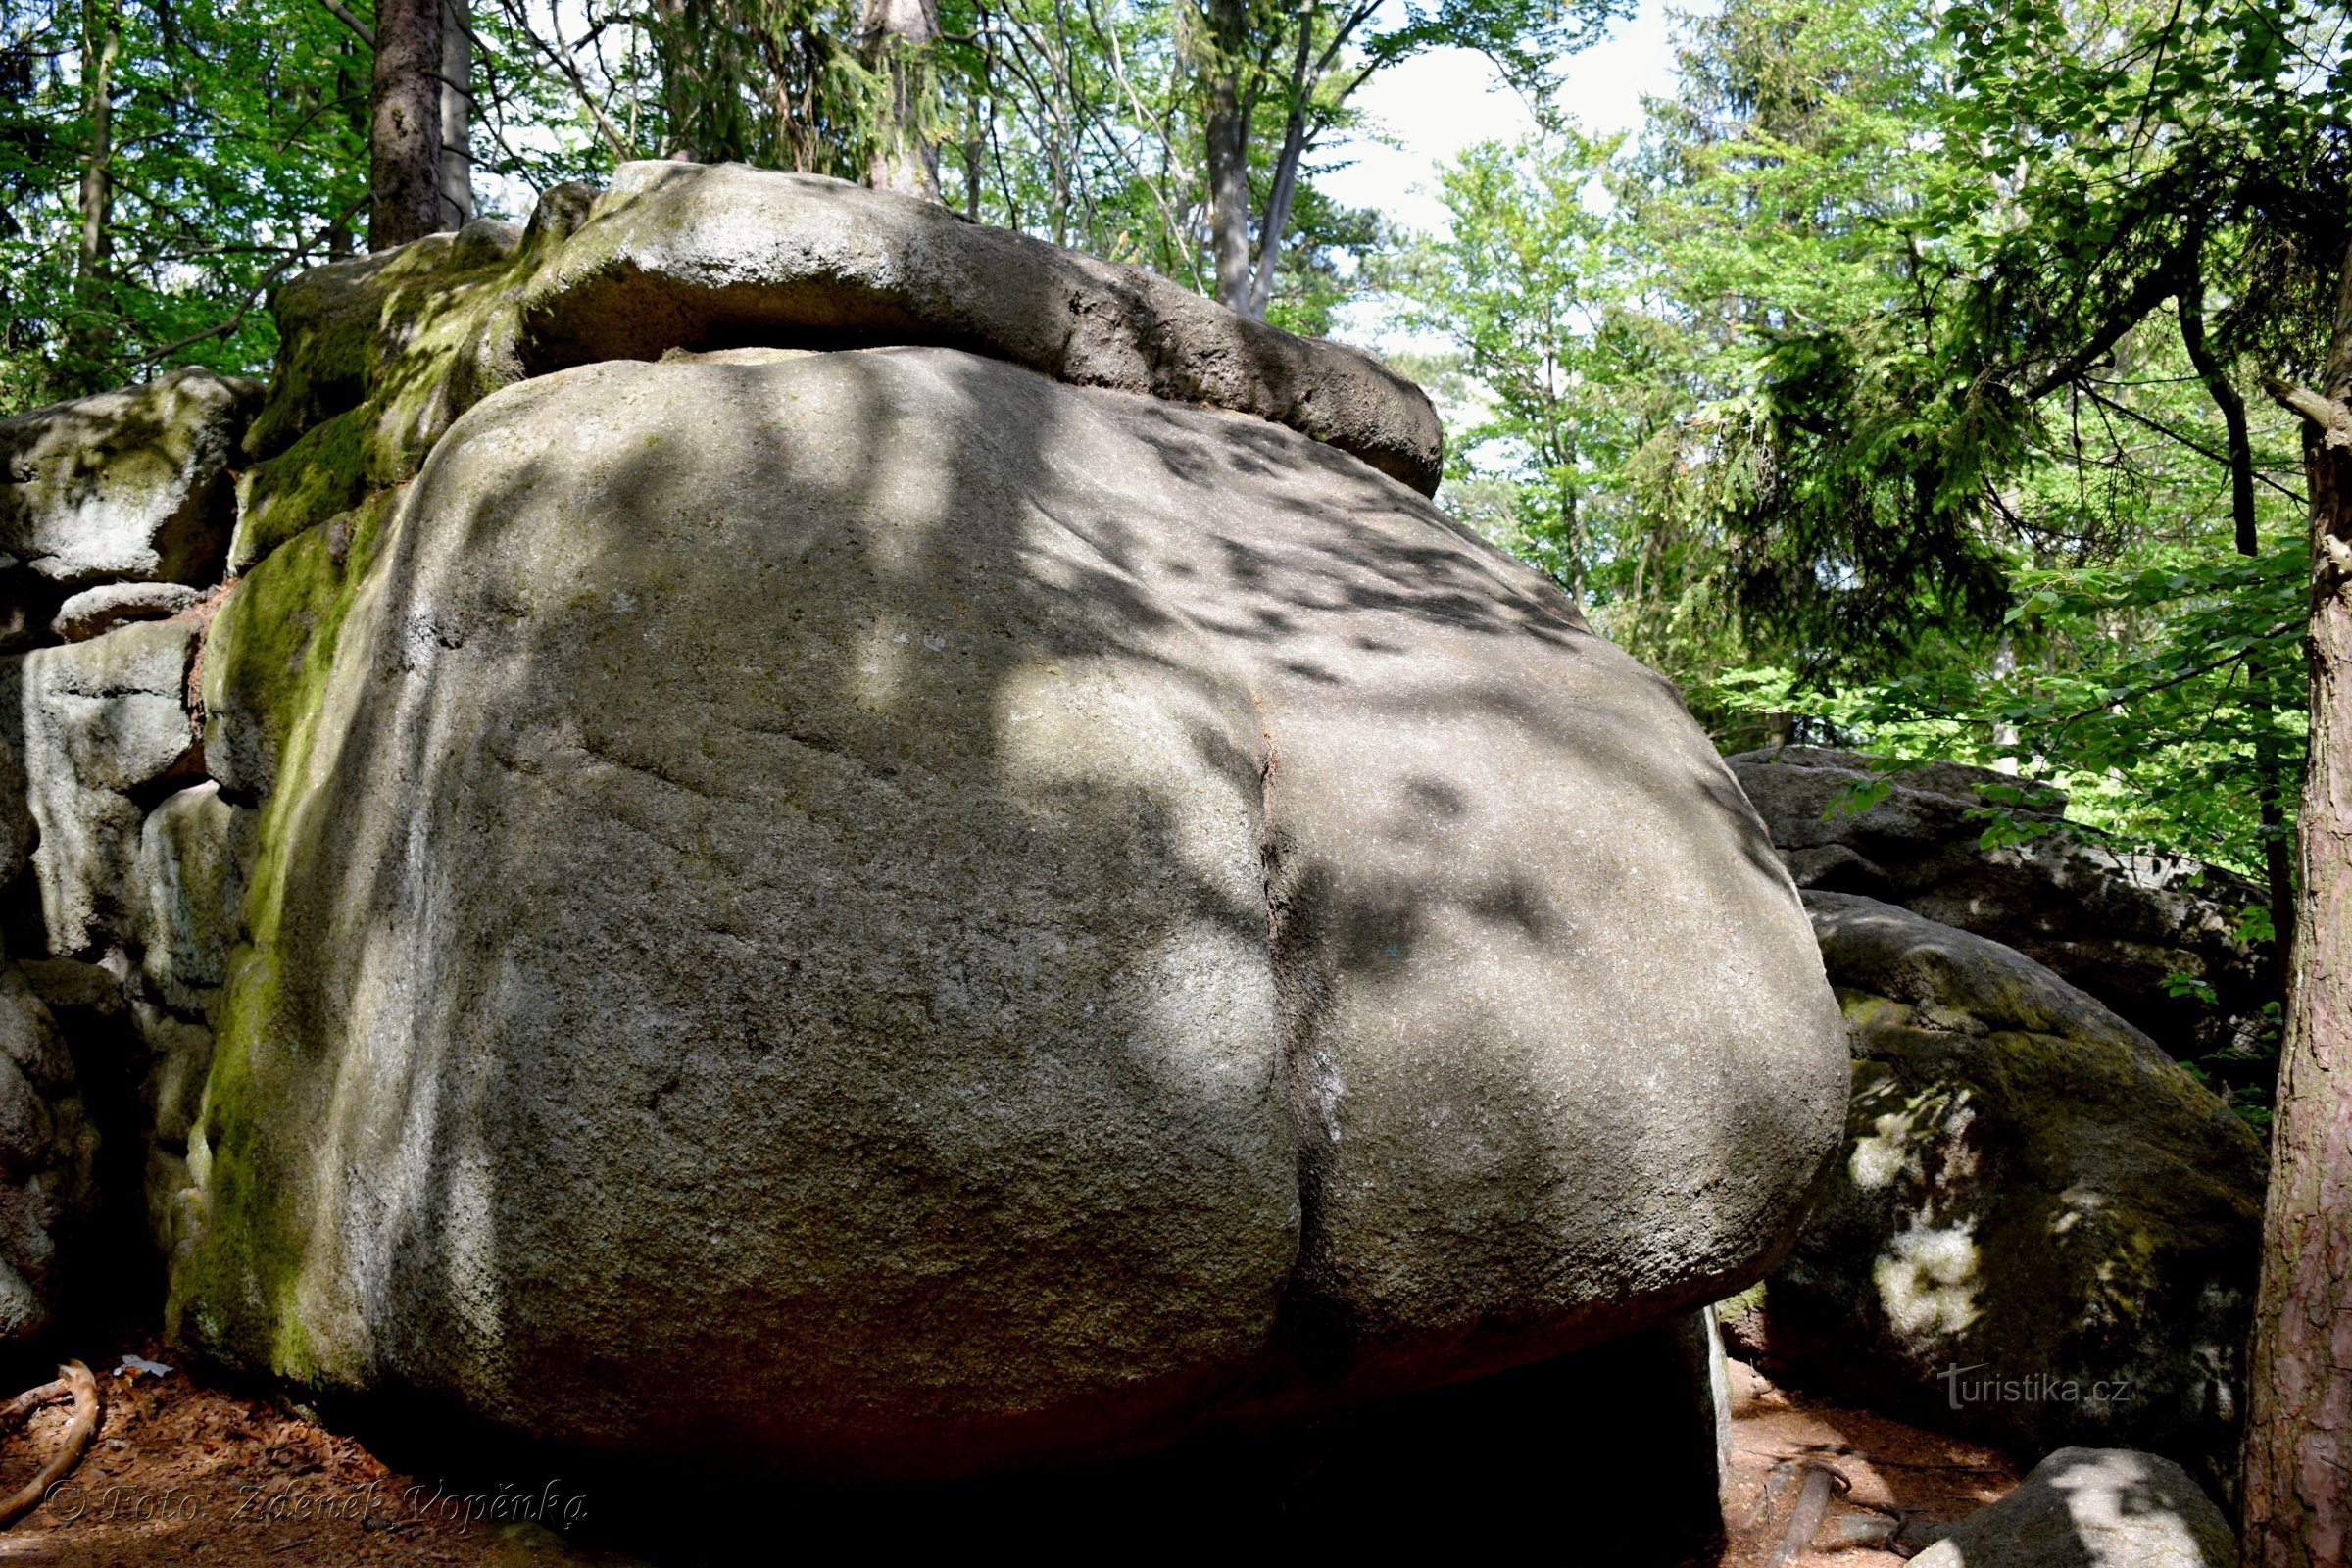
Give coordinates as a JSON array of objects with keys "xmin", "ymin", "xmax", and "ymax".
[
  {"xmin": 369, "ymin": 0, "xmax": 444, "ymax": 249},
  {"xmin": 70, "ymin": 0, "xmax": 120, "ymax": 386},
  {"xmin": 2247, "ymin": 237, "xmax": 2352, "ymax": 1568},
  {"xmin": 861, "ymin": 0, "xmax": 940, "ymax": 202},
  {"xmin": 1198, "ymin": 0, "xmax": 1250, "ymax": 310},
  {"xmin": 1243, "ymin": 13, "xmax": 1314, "ymax": 322},
  {"xmin": 437, "ymin": 0, "xmax": 474, "ymax": 227},
  {"xmin": 2185, "ymin": 253, "xmax": 2297, "ymax": 979}
]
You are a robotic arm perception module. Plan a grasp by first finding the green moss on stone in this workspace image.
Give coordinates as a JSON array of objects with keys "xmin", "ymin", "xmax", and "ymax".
[{"xmin": 169, "ymin": 493, "xmax": 396, "ymax": 1381}]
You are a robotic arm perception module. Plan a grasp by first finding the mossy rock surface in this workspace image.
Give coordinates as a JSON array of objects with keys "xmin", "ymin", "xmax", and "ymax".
[{"xmin": 1764, "ymin": 892, "xmax": 2265, "ymax": 1503}]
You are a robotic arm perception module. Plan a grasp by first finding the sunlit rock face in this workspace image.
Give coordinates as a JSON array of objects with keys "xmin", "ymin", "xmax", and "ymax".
[
  {"xmin": 155, "ymin": 166, "xmax": 1847, "ymax": 1478},
  {"xmin": 1758, "ymin": 892, "xmax": 2265, "ymax": 1503},
  {"xmin": 1911, "ymin": 1446, "xmax": 2236, "ymax": 1568}
]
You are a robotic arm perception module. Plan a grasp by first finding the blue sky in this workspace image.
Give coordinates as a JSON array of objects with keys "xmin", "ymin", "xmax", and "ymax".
[{"xmin": 1320, "ymin": 0, "xmax": 1690, "ymax": 239}]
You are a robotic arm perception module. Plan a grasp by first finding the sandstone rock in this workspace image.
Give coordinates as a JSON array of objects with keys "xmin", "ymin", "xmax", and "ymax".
[
  {"xmin": 1728, "ymin": 745, "xmax": 2271, "ymax": 1055},
  {"xmin": 1909, "ymin": 1446, "xmax": 2235, "ymax": 1568},
  {"xmin": 1763, "ymin": 891, "xmax": 2265, "ymax": 1498},
  {"xmin": 511, "ymin": 162, "xmax": 1444, "ymax": 494},
  {"xmin": 131, "ymin": 782, "xmax": 256, "ymax": 1014},
  {"xmin": 13, "ymin": 619, "xmax": 203, "ymax": 956},
  {"xmin": 51, "ymin": 581, "xmax": 203, "ymax": 643},
  {"xmin": 0, "ymin": 368, "xmax": 260, "ymax": 587},
  {"xmin": 172, "ymin": 346, "xmax": 1845, "ymax": 1475},
  {"xmin": 0, "ymin": 956, "xmax": 95, "ymax": 1342}
]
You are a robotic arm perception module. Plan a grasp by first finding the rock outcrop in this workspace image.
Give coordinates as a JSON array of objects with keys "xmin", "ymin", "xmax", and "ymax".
[
  {"xmin": 1910, "ymin": 1446, "xmax": 2236, "ymax": 1568},
  {"xmin": 0, "ymin": 164, "xmax": 1849, "ymax": 1477},
  {"xmin": 1757, "ymin": 891, "xmax": 2266, "ymax": 1498},
  {"xmin": 1728, "ymin": 745, "xmax": 2272, "ymax": 1057},
  {"xmin": 172, "ymin": 336, "xmax": 1845, "ymax": 1475}
]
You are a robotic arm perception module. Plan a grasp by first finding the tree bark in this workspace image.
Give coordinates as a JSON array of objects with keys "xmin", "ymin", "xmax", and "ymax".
[
  {"xmin": 2246, "ymin": 238, "xmax": 2352, "ymax": 1568},
  {"xmin": 2183, "ymin": 252, "xmax": 2298, "ymax": 979},
  {"xmin": 437, "ymin": 0, "xmax": 474, "ymax": 228},
  {"xmin": 369, "ymin": 0, "xmax": 445, "ymax": 250},
  {"xmin": 69, "ymin": 0, "xmax": 120, "ymax": 387},
  {"xmin": 1198, "ymin": 0, "xmax": 1250, "ymax": 311},
  {"xmin": 860, "ymin": 0, "xmax": 940, "ymax": 202}
]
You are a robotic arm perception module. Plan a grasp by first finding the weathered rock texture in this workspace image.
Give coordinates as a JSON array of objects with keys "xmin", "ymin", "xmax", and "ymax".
[
  {"xmin": 0, "ymin": 168, "xmax": 1846, "ymax": 1467},
  {"xmin": 1762, "ymin": 891, "xmax": 2265, "ymax": 1499},
  {"xmin": 0, "ymin": 956, "xmax": 95, "ymax": 1341},
  {"xmin": 14, "ymin": 619, "xmax": 205, "ymax": 958},
  {"xmin": 0, "ymin": 368, "xmax": 260, "ymax": 588},
  {"xmin": 51, "ymin": 581, "xmax": 204, "ymax": 643},
  {"xmin": 512, "ymin": 162, "xmax": 1445, "ymax": 493},
  {"xmin": 1728, "ymin": 745, "xmax": 2271, "ymax": 1057},
  {"xmin": 1910, "ymin": 1446, "xmax": 2236, "ymax": 1568},
  {"xmin": 167, "ymin": 341, "xmax": 1845, "ymax": 1476}
]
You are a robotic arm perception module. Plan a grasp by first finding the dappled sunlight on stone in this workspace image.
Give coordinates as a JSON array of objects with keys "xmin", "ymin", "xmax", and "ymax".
[{"xmin": 1874, "ymin": 1218, "xmax": 1984, "ymax": 1342}]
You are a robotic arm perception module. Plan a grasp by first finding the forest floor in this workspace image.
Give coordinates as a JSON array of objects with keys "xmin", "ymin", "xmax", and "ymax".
[{"xmin": 0, "ymin": 1338, "xmax": 2017, "ymax": 1565}]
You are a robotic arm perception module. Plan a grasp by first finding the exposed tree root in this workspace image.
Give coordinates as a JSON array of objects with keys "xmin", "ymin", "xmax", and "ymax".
[{"xmin": 0, "ymin": 1361, "xmax": 99, "ymax": 1528}]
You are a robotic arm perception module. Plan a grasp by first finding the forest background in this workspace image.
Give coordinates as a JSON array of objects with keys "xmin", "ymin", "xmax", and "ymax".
[{"xmin": 2, "ymin": 0, "xmax": 2346, "ymax": 1124}]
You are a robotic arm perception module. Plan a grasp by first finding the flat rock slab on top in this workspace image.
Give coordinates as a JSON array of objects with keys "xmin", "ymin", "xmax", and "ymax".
[
  {"xmin": 511, "ymin": 161, "xmax": 1446, "ymax": 495},
  {"xmin": 50, "ymin": 581, "xmax": 204, "ymax": 643}
]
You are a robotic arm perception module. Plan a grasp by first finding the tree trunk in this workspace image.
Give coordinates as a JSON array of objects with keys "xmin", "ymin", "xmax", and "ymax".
[
  {"xmin": 370, "ymin": 0, "xmax": 445, "ymax": 250},
  {"xmin": 69, "ymin": 0, "xmax": 120, "ymax": 388},
  {"xmin": 2246, "ymin": 240, "xmax": 2352, "ymax": 1568},
  {"xmin": 860, "ymin": 0, "xmax": 940, "ymax": 202},
  {"xmin": 437, "ymin": 0, "xmax": 474, "ymax": 228},
  {"xmin": 1198, "ymin": 0, "xmax": 1250, "ymax": 311},
  {"xmin": 2184, "ymin": 254, "xmax": 2298, "ymax": 978},
  {"xmin": 1244, "ymin": 17, "xmax": 1315, "ymax": 322}
]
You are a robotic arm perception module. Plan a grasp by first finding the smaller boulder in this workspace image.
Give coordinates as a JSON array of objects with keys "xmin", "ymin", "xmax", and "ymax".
[
  {"xmin": 1764, "ymin": 893, "xmax": 2266, "ymax": 1500},
  {"xmin": 12, "ymin": 619, "xmax": 204, "ymax": 956},
  {"xmin": 131, "ymin": 781, "xmax": 255, "ymax": 1014},
  {"xmin": 0, "ymin": 368, "xmax": 260, "ymax": 587},
  {"xmin": 1910, "ymin": 1446, "xmax": 2234, "ymax": 1568},
  {"xmin": 50, "ymin": 581, "xmax": 203, "ymax": 643},
  {"xmin": 1729, "ymin": 745, "xmax": 2271, "ymax": 1056}
]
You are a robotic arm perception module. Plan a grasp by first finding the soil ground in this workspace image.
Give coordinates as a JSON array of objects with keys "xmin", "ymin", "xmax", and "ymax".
[{"xmin": 0, "ymin": 1340, "xmax": 2018, "ymax": 1564}]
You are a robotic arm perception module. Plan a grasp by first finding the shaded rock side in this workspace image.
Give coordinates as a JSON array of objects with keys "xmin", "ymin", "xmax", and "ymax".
[
  {"xmin": 170, "ymin": 346, "xmax": 1846, "ymax": 1477},
  {"xmin": 1728, "ymin": 745, "xmax": 2272, "ymax": 1055},
  {"xmin": 1910, "ymin": 1446, "xmax": 2236, "ymax": 1568},
  {"xmin": 0, "ymin": 368, "xmax": 260, "ymax": 588},
  {"xmin": 1764, "ymin": 892, "xmax": 2266, "ymax": 1500},
  {"xmin": 0, "ymin": 955, "xmax": 96, "ymax": 1342}
]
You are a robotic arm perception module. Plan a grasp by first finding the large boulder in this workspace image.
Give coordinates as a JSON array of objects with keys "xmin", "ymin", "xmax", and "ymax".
[
  {"xmin": 1911, "ymin": 1446, "xmax": 2235, "ymax": 1568},
  {"xmin": 169, "ymin": 335, "xmax": 1847, "ymax": 1476},
  {"xmin": 0, "ymin": 368, "xmax": 260, "ymax": 589},
  {"xmin": 1728, "ymin": 745, "xmax": 2272, "ymax": 1056},
  {"xmin": 1760, "ymin": 891, "xmax": 2266, "ymax": 1498}
]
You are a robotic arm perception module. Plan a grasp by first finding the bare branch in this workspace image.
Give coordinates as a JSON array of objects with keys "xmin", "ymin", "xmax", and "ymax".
[{"xmin": 315, "ymin": 0, "xmax": 376, "ymax": 48}]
